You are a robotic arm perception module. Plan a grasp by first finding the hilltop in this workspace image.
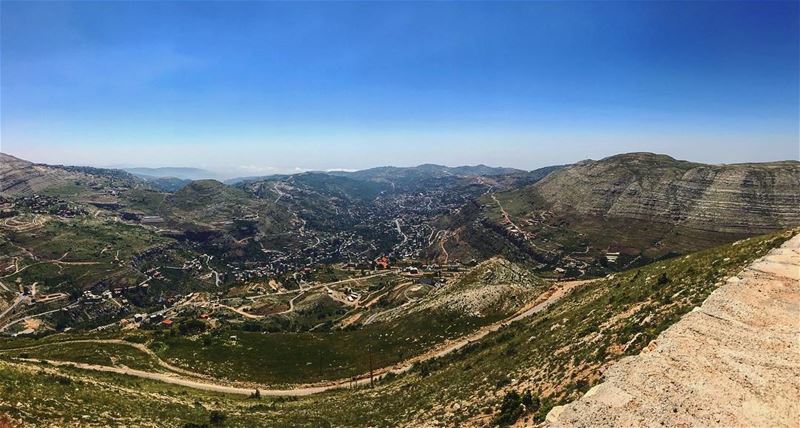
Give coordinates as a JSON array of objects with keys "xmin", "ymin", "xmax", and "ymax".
[
  {"xmin": 437, "ymin": 152, "xmax": 800, "ymax": 270},
  {"xmin": 533, "ymin": 152, "xmax": 800, "ymax": 234}
]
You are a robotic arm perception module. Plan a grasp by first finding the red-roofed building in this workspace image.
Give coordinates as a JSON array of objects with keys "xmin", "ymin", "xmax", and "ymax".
[{"xmin": 375, "ymin": 256, "xmax": 390, "ymax": 270}]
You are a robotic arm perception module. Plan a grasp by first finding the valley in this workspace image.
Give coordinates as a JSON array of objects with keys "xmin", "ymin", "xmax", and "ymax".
[
  {"xmin": 3, "ymin": 1, "xmax": 798, "ymax": 425},
  {"xmin": 0, "ymin": 152, "xmax": 798, "ymax": 427}
]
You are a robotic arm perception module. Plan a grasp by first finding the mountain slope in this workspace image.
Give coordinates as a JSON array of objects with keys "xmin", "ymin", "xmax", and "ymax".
[
  {"xmin": 334, "ymin": 163, "xmax": 525, "ymax": 183},
  {"xmin": 436, "ymin": 153, "xmax": 800, "ymax": 267},
  {"xmin": 0, "ymin": 230, "xmax": 793, "ymax": 427},
  {"xmin": 548, "ymin": 233, "xmax": 800, "ymax": 427},
  {"xmin": 0, "ymin": 153, "xmax": 142, "ymax": 197},
  {"xmin": 366, "ymin": 257, "xmax": 546, "ymax": 325},
  {"xmin": 418, "ymin": 257, "xmax": 545, "ymax": 317},
  {"xmin": 161, "ymin": 179, "xmax": 291, "ymax": 233},
  {"xmin": 531, "ymin": 152, "xmax": 800, "ymax": 234}
]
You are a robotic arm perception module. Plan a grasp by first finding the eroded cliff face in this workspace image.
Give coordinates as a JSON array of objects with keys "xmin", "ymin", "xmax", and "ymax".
[
  {"xmin": 533, "ymin": 153, "xmax": 800, "ymax": 234},
  {"xmin": 546, "ymin": 233, "xmax": 800, "ymax": 428}
]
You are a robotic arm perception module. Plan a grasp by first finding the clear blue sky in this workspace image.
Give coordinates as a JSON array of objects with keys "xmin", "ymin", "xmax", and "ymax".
[{"xmin": 2, "ymin": 1, "xmax": 798, "ymax": 176}]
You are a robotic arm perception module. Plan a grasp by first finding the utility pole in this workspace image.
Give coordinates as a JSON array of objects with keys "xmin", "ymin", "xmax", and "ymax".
[{"xmin": 369, "ymin": 351, "xmax": 374, "ymax": 388}]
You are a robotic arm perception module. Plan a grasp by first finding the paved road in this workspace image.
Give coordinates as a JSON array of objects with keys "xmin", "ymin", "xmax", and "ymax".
[{"xmin": 395, "ymin": 219, "xmax": 408, "ymax": 244}]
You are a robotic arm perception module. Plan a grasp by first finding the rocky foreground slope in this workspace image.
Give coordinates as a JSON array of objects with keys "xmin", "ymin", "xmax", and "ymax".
[
  {"xmin": 546, "ymin": 232, "xmax": 800, "ymax": 427},
  {"xmin": 532, "ymin": 153, "xmax": 800, "ymax": 234}
]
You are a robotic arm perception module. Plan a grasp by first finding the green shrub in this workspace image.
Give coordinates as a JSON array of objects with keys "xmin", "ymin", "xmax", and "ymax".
[
  {"xmin": 179, "ymin": 319, "xmax": 208, "ymax": 336},
  {"xmin": 495, "ymin": 390, "xmax": 524, "ymax": 426}
]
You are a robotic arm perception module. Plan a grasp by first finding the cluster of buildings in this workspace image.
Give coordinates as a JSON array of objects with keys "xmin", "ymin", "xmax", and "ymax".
[
  {"xmin": 204, "ymin": 184, "xmax": 484, "ymax": 291},
  {"xmin": 6, "ymin": 195, "xmax": 86, "ymax": 217}
]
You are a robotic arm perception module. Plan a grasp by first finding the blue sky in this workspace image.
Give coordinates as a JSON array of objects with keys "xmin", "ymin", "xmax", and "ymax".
[{"xmin": 1, "ymin": 1, "xmax": 798, "ymax": 176}]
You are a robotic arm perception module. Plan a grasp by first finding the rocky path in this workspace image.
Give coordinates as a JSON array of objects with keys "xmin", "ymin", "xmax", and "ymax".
[{"xmin": 547, "ymin": 233, "xmax": 800, "ymax": 427}]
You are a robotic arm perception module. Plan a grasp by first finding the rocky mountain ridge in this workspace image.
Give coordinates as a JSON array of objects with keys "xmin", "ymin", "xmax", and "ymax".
[
  {"xmin": 531, "ymin": 152, "xmax": 800, "ymax": 234},
  {"xmin": 0, "ymin": 152, "xmax": 143, "ymax": 195}
]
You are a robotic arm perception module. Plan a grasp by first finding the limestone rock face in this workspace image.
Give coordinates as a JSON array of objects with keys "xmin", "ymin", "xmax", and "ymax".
[
  {"xmin": 533, "ymin": 153, "xmax": 800, "ymax": 234},
  {"xmin": 547, "ymin": 233, "xmax": 800, "ymax": 427},
  {"xmin": 0, "ymin": 152, "xmax": 66, "ymax": 194}
]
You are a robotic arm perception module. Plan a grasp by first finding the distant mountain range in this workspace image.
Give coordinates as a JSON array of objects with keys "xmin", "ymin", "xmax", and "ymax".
[
  {"xmin": 0, "ymin": 152, "xmax": 545, "ymax": 197},
  {"xmin": 227, "ymin": 163, "xmax": 528, "ymax": 185},
  {"xmin": 329, "ymin": 164, "xmax": 525, "ymax": 181},
  {"xmin": 123, "ymin": 167, "xmax": 219, "ymax": 181}
]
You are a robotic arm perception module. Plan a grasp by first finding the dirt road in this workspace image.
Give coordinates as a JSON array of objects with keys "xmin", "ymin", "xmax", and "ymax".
[{"xmin": 0, "ymin": 278, "xmax": 592, "ymax": 396}]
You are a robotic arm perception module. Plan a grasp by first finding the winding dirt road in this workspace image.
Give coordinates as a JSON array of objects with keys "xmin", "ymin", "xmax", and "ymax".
[{"xmin": 0, "ymin": 278, "xmax": 592, "ymax": 396}]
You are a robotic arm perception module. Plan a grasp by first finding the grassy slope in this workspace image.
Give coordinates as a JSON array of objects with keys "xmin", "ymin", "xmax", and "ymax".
[
  {"xmin": 1, "ymin": 261, "xmax": 546, "ymax": 386},
  {"xmin": 0, "ymin": 229, "xmax": 794, "ymax": 426},
  {"xmin": 150, "ymin": 259, "xmax": 545, "ymax": 385},
  {"xmin": 275, "ymin": 228, "xmax": 797, "ymax": 426},
  {"xmin": 155, "ymin": 305, "xmax": 518, "ymax": 385},
  {"xmin": 0, "ymin": 361, "xmax": 274, "ymax": 427},
  {"xmin": 0, "ymin": 342, "xmax": 162, "ymax": 372},
  {"xmin": 2, "ymin": 218, "xmax": 169, "ymax": 293}
]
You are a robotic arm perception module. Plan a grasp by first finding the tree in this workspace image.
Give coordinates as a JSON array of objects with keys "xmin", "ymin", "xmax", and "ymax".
[
  {"xmin": 495, "ymin": 390, "xmax": 524, "ymax": 426},
  {"xmin": 522, "ymin": 390, "xmax": 533, "ymax": 407},
  {"xmin": 529, "ymin": 394, "xmax": 541, "ymax": 412}
]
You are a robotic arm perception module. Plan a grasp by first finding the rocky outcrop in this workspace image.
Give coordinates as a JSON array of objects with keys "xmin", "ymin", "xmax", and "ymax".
[
  {"xmin": 533, "ymin": 153, "xmax": 800, "ymax": 234},
  {"xmin": 370, "ymin": 257, "xmax": 546, "ymax": 323},
  {"xmin": 547, "ymin": 233, "xmax": 800, "ymax": 427}
]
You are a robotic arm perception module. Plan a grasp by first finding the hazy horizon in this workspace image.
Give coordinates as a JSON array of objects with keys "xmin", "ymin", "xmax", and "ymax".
[
  {"xmin": 5, "ymin": 147, "xmax": 800, "ymax": 181},
  {"xmin": 2, "ymin": 1, "xmax": 798, "ymax": 175}
]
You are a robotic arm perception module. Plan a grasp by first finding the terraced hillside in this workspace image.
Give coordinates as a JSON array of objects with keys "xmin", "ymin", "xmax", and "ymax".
[
  {"xmin": 161, "ymin": 179, "xmax": 292, "ymax": 234},
  {"xmin": 0, "ymin": 153, "xmax": 144, "ymax": 198},
  {"xmin": 438, "ymin": 153, "xmax": 800, "ymax": 271},
  {"xmin": 533, "ymin": 153, "xmax": 800, "ymax": 234}
]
